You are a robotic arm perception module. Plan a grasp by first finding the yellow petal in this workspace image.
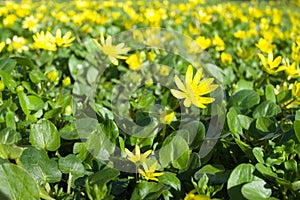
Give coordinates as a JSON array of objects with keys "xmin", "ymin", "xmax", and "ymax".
[
  {"xmin": 170, "ymin": 89, "xmax": 187, "ymax": 99},
  {"xmin": 185, "ymin": 65, "xmax": 193, "ymax": 84},
  {"xmin": 270, "ymin": 56, "xmax": 282, "ymax": 69},
  {"xmin": 193, "ymin": 67, "xmax": 203, "ymax": 85},
  {"xmin": 174, "ymin": 75, "xmax": 186, "ymax": 92},
  {"xmin": 197, "ymin": 78, "xmax": 217, "ymax": 95}
]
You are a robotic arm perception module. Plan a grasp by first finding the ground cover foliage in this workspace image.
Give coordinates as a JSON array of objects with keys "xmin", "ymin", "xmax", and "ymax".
[{"xmin": 0, "ymin": 0, "xmax": 300, "ymax": 199}]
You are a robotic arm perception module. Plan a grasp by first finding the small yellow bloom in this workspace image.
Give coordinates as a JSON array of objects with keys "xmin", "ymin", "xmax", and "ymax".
[
  {"xmin": 170, "ymin": 65, "xmax": 218, "ymax": 108},
  {"xmin": 6, "ymin": 36, "xmax": 28, "ymax": 53},
  {"xmin": 0, "ymin": 42, "xmax": 5, "ymax": 53},
  {"xmin": 160, "ymin": 111, "xmax": 174, "ymax": 125},
  {"xmin": 47, "ymin": 70, "xmax": 59, "ymax": 83},
  {"xmin": 159, "ymin": 65, "xmax": 170, "ymax": 76},
  {"xmin": 234, "ymin": 30, "xmax": 247, "ymax": 39},
  {"xmin": 258, "ymin": 53, "xmax": 282, "ymax": 74},
  {"xmin": 277, "ymin": 58, "xmax": 300, "ymax": 79},
  {"xmin": 221, "ymin": 52, "xmax": 232, "ymax": 65},
  {"xmin": 147, "ymin": 52, "xmax": 156, "ymax": 62},
  {"xmin": 54, "ymin": 29, "xmax": 75, "ymax": 47},
  {"xmin": 184, "ymin": 189, "xmax": 211, "ymax": 200},
  {"xmin": 93, "ymin": 33, "xmax": 130, "ymax": 65},
  {"xmin": 62, "ymin": 77, "xmax": 71, "ymax": 87},
  {"xmin": 33, "ymin": 31, "xmax": 57, "ymax": 51},
  {"xmin": 212, "ymin": 35, "xmax": 225, "ymax": 51},
  {"xmin": 3, "ymin": 14, "xmax": 18, "ymax": 27},
  {"xmin": 292, "ymin": 82, "xmax": 300, "ymax": 100},
  {"xmin": 195, "ymin": 36, "xmax": 211, "ymax": 50},
  {"xmin": 126, "ymin": 53, "xmax": 143, "ymax": 70},
  {"xmin": 292, "ymin": 42, "xmax": 300, "ymax": 62},
  {"xmin": 22, "ymin": 15, "xmax": 39, "ymax": 32},
  {"xmin": 125, "ymin": 145, "xmax": 152, "ymax": 165},
  {"xmin": 256, "ymin": 38, "xmax": 274, "ymax": 54},
  {"xmin": 138, "ymin": 161, "xmax": 163, "ymax": 182}
]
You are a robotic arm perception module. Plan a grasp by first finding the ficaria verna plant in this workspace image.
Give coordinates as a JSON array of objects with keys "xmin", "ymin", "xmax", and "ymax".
[{"xmin": 0, "ymin": 0, "xmax": 300, "ymax": 200}]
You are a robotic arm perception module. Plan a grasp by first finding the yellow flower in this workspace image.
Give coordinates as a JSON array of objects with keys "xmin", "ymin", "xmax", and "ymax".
[
  {"xmin": 62, "ymin": 77, "xmax": 71, "ymax": 87},
  {"xmin": 147, "ymin": 52, "xmax": 156, "ymax": 61},
  {"xmin": 22, "ymin": 15, "xmax": 39, "ymax": 32},
  {"xmin": 160, "ymin": 111, "xmax": 174, "ymax": 124},
  {"xmin": 286, "ymin": 82, "xmax": 300, "ymax": 108},
  {"xmin": 258, "ymin": 53, "xmax": 282, "ymax": 74},
  {"xmin": 234, "ymin": 30, "xmax": 247, "ymax": 39},
  {"xmin": 184, "ymin": 190, "xmax": 211, "ymax": 200},
  {"xmin": 292, "ymin": 82, "xmax": 300, "ymax": 100},
  {"xmin": 6, "ymin": 36, "xmax": 28, "ymax": 53},
  {"xmin": 47, "ymin": 70, "xmax": 59, "ymax": 83},
  {"xmin": 160, "ymin": 65, "xmax": 170, "ymax": 76},
  {"xmin": 3, "ymin": 14, "xmax": 18, "ymax": 27},
  {"xmin": 126, "ymin": 53, "xmax": 143, "ymax": 70},
  {"xmin": 0, "ymin": 42, "xmax": 5, "ymax": 53},
  {"xmin": 195, "ymin": 36, "xmax": 211, "ymax": 50},
  {"xmin": 221, "ymin": 52, "xmax": 233, "ymax": 65},
  {"xmin": 33, "ymin": 31, "xmax": 57, "ymax": 51},
  {"xmin": 212, "ymin": 35, "xmax": 225, "ymax": 51},
  {"xmin": 138, "ymin": 161, "xmax": 163, "ymax": 182},
  {"xmin": 170, "ymin": 65, "xmax": 218, "ymax": 108},
  {"xmin": 125, "ymin": 145, "xmax": 152, "ymax": 165},
  {"xmin": 292, "ymin": 42, "xmax": 300, "ymax": 62},
  {"xmin": 277, "ymin": 58, "xmax": 300, "ymax": 79},
  {"xmin": 93, "ymin": 33, "xmax": 130, "ymax": 65},
  {"xmin": 256, "ymin": 38, "xmax": 274, "ymax": 54},
  {"xmin": 54, "ymin": 29, "xmax": 75, "ymax": 47}
]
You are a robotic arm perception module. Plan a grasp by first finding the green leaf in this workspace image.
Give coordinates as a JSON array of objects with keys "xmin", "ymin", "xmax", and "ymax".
[
  {"xmin": 295, "ymin": 110, "xmax": 300, "ymax": 142},
  {"xmin": 237, "ymin": 114, "xmax": 253, "ymax": 130},
  {"xmin": 228, "ymin": 90, "xmax": 260, "ymax": 110},
  {"xmin": 157, "ymin": 172, "xmax": 180, "ymax": 190},
  {"xmin": 236, "ymin": 79, "xmax": 253, "ymax": 91},
  {"xmin": 89, "ymin": 167, "xmax": 120, "ymax": 186},
  {"xmin": 178, "ymin": 121, "xmax": 205, "ymax": 149},
  {"xmin": 59, "ymin": 124, "xmax": 79, "ymax": 140},
  {"xmin": 252, "ymin": 100, "xmax": 281, "ymax": 118},
  {"xmin": 0, "ymin": 163, "xmax": 40, "ymax": 200},
  {"xmin": 130, "ymin": 182, "xmax": 168, "ymax": 200},
  {"xmin": 277, "ymin": 90, "xmax": 292, "ymax": 104},
  {"xmin": 59, "ymin": 154, "xmax": 85, "ymax": 177},
  {"xmin": 85, "ymin": 119, "xmax": 119, "ymax": 160},
  {"xmin": 29, "ymin": 69, "xmax": 47, "ymax": 83},
  {"xmin": 30, "ymin": 119, "xmax": 61, "ymax": 151},
  {"xmin": 0, "ymin": 70, "xmax": 17, "ymax": 92},
  {"xmin": 10, "ymin": 56, "xmax": 35, "ymax": 68},
  {"xmin": 252, "ymin": 147, "xmax": 264, "ymax": 163},
  {"xmin": 20, "ymin": 146, "xmax": 62, "ymax": 184},
  {"xmin": 266, "ymin": 84, "xmax": 276, "ymax": 103},
  {"xmin": 5, "ymin": 111, "xmax": 16, "ymax": 130},
  {"xmin": 69, "ymin": 54, "xmax": 84, "ymax": 80},
  {"xmin": 255, "ymin": 163, "xmax": 278, "ymax": 178},
  {"xmin": 0, "ymin": 128, "xmax": 21, "ymax": 144},
  {"xmin": 44, "ymin": 107, "xmax": 63, "ymax": 119},
  {"xmin": 27, "ymin": 95, "xmax": 45, "ymax": 111},
  {"xmin": 241, "ymin": 180, "xmax": 272, "ymax": 200},
  {"xmin": 0, "ymin": 58, "xmax": 17, "ymax": 73},
  {"xmin": 195, "ymin": 164, "xmax": 225, "ymax": 179},
  {"xmin": 17, "ymin": 90, "xmax": 30, "ymax": 116},
  {"xmin": 227, "ymin": 107, "xmax": 242, "ymax": 135},
  {"xmin": 228, "ymin": 163, "xmax": 260, "ymax": 199},
  {"xmin": 256, "ymin": 117, "xmax": 276, "ymax": 133},
  {"xmin": 159, "ymin": 136, "xmax": 189, "ymax": 169}
]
